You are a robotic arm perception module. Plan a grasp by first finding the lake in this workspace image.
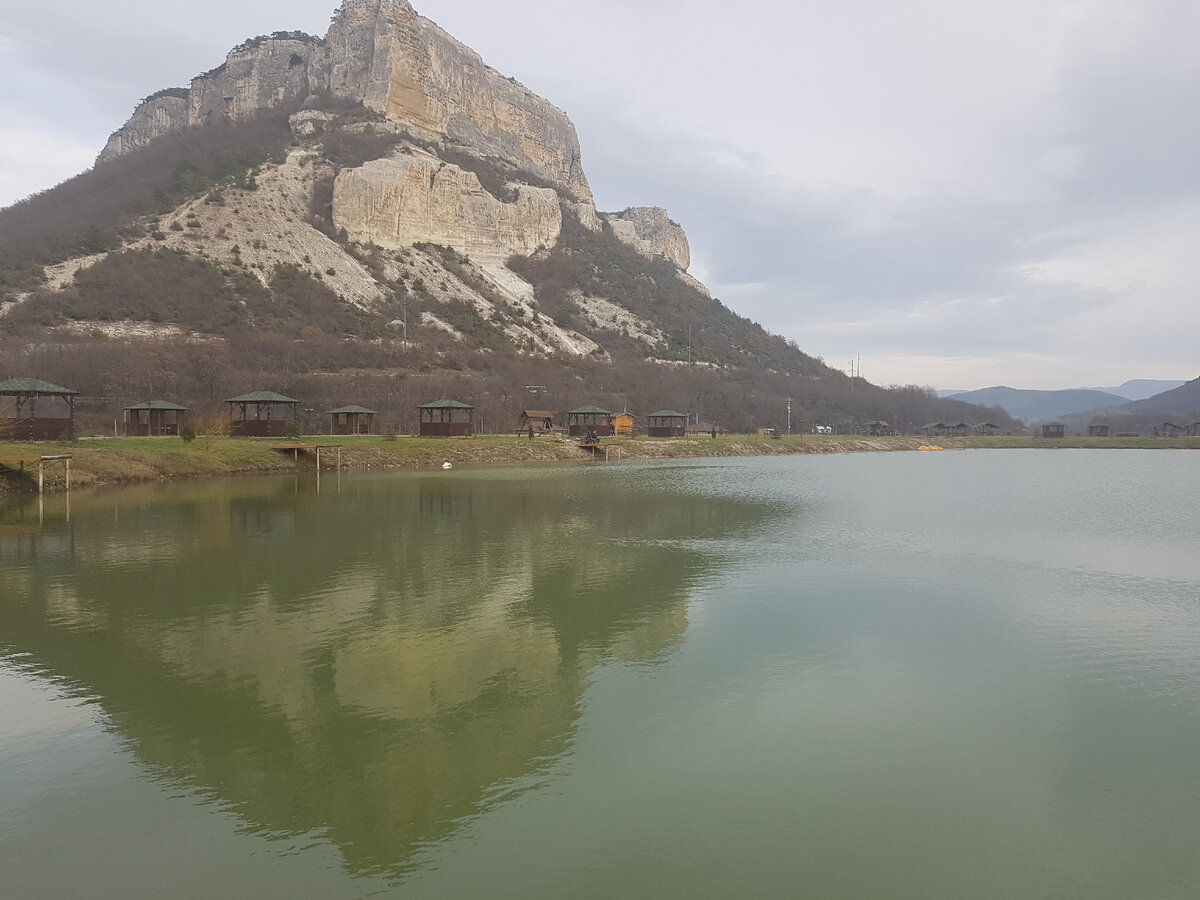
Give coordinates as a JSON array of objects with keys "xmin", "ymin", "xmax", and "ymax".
[{"xmin": 3, "ymin": 450, "xmax": 1200, "ymax": 898}]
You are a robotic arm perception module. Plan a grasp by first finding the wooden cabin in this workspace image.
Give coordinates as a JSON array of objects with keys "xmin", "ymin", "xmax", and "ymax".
[
  {"xmin": 517, "ymin": 409, "xmax": 555, "ymax": 436},
  {"xmin": 975, "ymin": 422, "xmax": 1000, "ymax": 436},
  {"xmin": 124, "ymin": 400, "xmax": 189, "ymax": 436},
  {"xmin": 867, "ymin": 420, "xmax": 890, "ymax": 436},
  {"xmin": 648, "ymin": 410, "xmax": 688, "ymax": 437},
  {"xmin": 418, "ymin": 399, "xmax": 474, "ymax": 437},
  {"xmin": 226, "ymin": 391, "xmax": 299, "ymax": 437},
  {"xmin": 0, "ymin": 377, "xmax": 78, "ymax": 441},
  {"xmin": 1042, "ymin": 423, "xmax": 1065, "ymax": 438},
  {"xmin": 329, "ymin": 405, "xmax": 377, "ymax": 435},
  {"xmin": 610, "ymin": 412, "xmax": 636, "ymax": 436},
  {"xmin": 1088, "ymin": 424, "xmax": 1110, "ymax": 437},
  {"xmin": 566, "ymin": 406, "xmax": 614, "ymax": 437}
]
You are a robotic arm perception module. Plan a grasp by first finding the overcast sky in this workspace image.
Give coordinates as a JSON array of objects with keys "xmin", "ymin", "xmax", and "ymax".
[{"xmin": 2, "ymin": 0, "xmax": 1196, "ymax": 390}]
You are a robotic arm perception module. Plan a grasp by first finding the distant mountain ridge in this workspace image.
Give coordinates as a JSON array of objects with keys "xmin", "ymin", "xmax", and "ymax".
[
  {"xmin": 946, "ymin": 378, "xmax": 1196, "ymax": 424},
  {"xmin": 945, "ymin": 386, "xmax": 1133, "ymax": 421},
  {"xmin": 1084, "ymin": 379, "xmax": 1187, "ymax": 401}
]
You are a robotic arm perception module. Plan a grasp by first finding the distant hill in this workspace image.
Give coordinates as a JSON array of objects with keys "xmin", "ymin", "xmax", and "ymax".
[
  {"xmin": 1113, "ymin": 377, "xmax": 1200, "ymax": 418},
  {"xmin": 1085, "ymin": 379, "xmax": 1186, "ymax": 401},
  {"xmin": 944, "ymin": 386, "xmax": 1129, "ymax": 421}
]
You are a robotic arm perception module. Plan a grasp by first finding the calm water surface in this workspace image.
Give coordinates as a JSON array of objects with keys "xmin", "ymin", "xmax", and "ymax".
[{"xmin": 2, "ymin": 450, "xmax": 1199, "ymax": 898}]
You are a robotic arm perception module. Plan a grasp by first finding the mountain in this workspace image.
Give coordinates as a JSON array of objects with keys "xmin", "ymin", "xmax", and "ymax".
[
  {"xmin": 0, "ymin": 0, "xmax": 1020, "ymax": 437},
  {"xmin": 1111, "ymin": 377, "xmax": 1200, "ymax": 418},
  {"xmin": 1084, "ymin": 379, "xmax": 1187, "ymax": 402},
  {"xmin": 945, "ymin": 386, "xmax": 1129, "ymax": 422}
]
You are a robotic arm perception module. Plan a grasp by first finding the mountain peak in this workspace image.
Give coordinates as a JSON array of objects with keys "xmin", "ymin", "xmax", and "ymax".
[{"xmin": 99, "ymin": 0, "xmax": 592, "ymax": 205}]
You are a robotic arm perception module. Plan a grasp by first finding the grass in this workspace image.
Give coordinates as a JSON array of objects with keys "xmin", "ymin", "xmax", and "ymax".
[{"xmin": 3, "ymin": 433, "xmax": 1198, "ymax": 496}]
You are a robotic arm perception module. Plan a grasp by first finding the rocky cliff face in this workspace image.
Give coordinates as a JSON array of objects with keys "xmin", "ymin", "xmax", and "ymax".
[
  {"xmin": 99, "ymin": 0, "xmax": 590, "ymax": 204},
  {"xmin": 332, "ymin": 146, "xmax": 562, "ymax": 257},
  {"xmin": 602, "ymin": 208, "xmax": 691, "ymax": 270}
]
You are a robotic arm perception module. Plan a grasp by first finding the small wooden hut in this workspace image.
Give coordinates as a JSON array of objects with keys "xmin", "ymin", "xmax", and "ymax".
[
  {"xmin": 329, "ymin": 405, "xmax": 377, "ymax": 435},
  {"xmin": 648, "ymin": 410, "xmax": 688, "ymax": 438},
  {"xmin": 611, "ymin": 412, "xmax": 636, "ymax": 436},
  {"xmin": 867, "ymin": 420, "xmax": 890, "ymax": 436},
  {"xmin": 975, "ymin": 422, "xmax": 1000, "ymax": 436},
  {"xmin": 0, "ymin": 377, "xmax": 78, "ymax": 441},
  {"xmin": 517, "ymin": 409, "xmax": 555, "ymax": 436},
  {"xmin": 124, "ymin": 400, "xmax": 189, "ymax": 436},
  {"xmin": 226, "ymin": 391, "xmax": 299, "ymax": 437},
  {"xmin": 1042, "ymin": 423, "xmax": 1065, "ymax": 438},
  {"xmin": 418, "ymin": 399, "xmax": 474, "ymax": 437},
  {"xmin": 1088, "ymin": 424, "xmax": 1110, "ymax": 437},
  {"xmin": 566, "ymin": 406, "xmax": 614, "ymax": 437}
]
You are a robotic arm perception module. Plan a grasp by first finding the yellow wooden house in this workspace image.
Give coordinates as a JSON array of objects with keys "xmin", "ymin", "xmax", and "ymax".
[{"xmin": 611, "ymin": 412, "xmax": 636, "ymax": 436}]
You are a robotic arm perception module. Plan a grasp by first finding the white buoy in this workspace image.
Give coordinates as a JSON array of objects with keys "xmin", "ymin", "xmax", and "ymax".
[{"xmin": 442, "ymin": 461, "xmax": 452, "ymax": 469}]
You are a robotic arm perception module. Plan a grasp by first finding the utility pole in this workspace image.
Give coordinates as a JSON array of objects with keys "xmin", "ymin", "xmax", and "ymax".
[{"xmin": 786, "ymin": 397, "xmax": 792, "ymax": 436}]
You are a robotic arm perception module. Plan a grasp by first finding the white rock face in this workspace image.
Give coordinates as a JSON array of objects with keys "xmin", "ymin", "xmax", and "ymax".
[
  {"xmin": 601, "ymin": 207, "xmax": 691, "ymax": 270},
  {"xmin": 332, "ymin": 147, "xmax": 561, "ymax": 256},
  {"xmin": 98, "ymin": 0, "xmax": 592, "ymax": 204}
]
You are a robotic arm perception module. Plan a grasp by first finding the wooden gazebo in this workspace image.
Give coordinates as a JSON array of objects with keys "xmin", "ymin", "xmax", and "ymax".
[
  {"xmin": 1042, "ymin": 423, "xmax": 1064, "ymax": 438},
  {"xmin": 647, "ymin": 409, "xmax": 688, "ymax": 437},
  {"xmin": 1088, "ymin": 424, "xmax": 1110, "ymax": 437},
  {"xmin": 226, "ymin": 391, "xmax": 299, "ymax": 437},
  {"xmin": 329, "ymin": 405, "xmax": 377, "ymax": 435},
  {"xmin": 418, "ymin": 399, "xmax": 474, "ymax": 437},
  {"xmin": 566, "ymin": 406, "xmax": 613, "ymax": 437},
  {"xmin": 0, "ymin": 377, "xmax": 78, "ymax": 441},
  {"xmin": 124, "ymin": 400, "xmax": 189, "ymax": 436},
  {"xmin": 517, "ymin": 409, "xmax": 555, "ymax": 436}
]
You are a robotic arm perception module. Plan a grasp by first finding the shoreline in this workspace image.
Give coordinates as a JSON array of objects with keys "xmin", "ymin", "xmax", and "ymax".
[{"xmin": 3, "ymin": 433, "xmax": 1199, "ymax": 496}]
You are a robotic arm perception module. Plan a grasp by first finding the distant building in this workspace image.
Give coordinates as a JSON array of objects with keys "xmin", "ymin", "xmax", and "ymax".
[
  {"xmin": 566, "ymin": 406, "xmax": 613, "ymax": 437},
  {"xmin": 417, "ymin": 399, "xmax": 474, "ymax": 437},
  {"xmin": 329, "ymin": 405, "xmax": 377, "ymax": 435},
  {"xmin": 1088, "ymin": 424, "xmax": 1110, "ymax": 437},
  {"xmin": 124, "ymin": 400, "xmax": 189, "ymax": 436},
  {"xmin": 226, "ymin": 391, "xmax": 299, "ymax": 437},
  {"xmin": 0, "ymin": 377, "xmax": 78, "ymax": 441},
  {"xmin": 610, "ymin": 412, "xmax": 636, "ymax": 436},
  {"xmin": 1042, "ymin": 423, "xmax": 1065, "ymax": 438},
  {"xmin": 975, "ymin": 422, "xmax": 1000, "ymax": 436},
  {"xmin": 648, "ymin": 410, "xmax": 688, "ymax": 437}
]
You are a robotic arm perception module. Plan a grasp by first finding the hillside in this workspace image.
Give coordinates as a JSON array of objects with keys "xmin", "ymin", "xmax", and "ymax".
[
  {"xmin": 0, "ymin": 0, "xmax": 1019, "ymax": 437},
  {"xmin": 945, "ymin": 386, "xmax": 1130, "ymax": 422}
]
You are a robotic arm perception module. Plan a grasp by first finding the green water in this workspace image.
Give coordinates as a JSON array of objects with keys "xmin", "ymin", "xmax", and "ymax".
[{"xmin": 3, "ymin": 451, "xmax": 1200, "ymax": 898}]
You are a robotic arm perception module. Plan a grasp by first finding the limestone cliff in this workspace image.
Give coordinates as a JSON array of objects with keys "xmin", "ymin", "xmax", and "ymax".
[
  {"xmin": 601, "ymin": 207, "xmax": 691, "ymax": 270},
  {"xmin": 332, "ymin": 146, "xmax": 561, "ymax": 257},
  {"xmin": 98, "ymin": 0, "xmax": 590, "ymax": 203}
]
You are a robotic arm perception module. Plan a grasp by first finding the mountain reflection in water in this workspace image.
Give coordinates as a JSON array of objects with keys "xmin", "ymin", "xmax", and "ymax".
[{"xmin": 0, "ymin": 467, "xmax": 767, "ymax": 877}]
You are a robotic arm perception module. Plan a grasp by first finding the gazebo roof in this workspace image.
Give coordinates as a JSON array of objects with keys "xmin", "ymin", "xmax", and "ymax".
[
  {"xmin": 567, "ymin": 405, "xmax": 613, "ymax": 415},
  {"xmin": 417, "ymin": 399, "xmax": 474, "ymax": 410},
  {"xmin": 648, "ymin": 409, "xmax": 688, "ymax": 418},
  {"xmin": 329, "ymin": 405, "xmax": 378, "ymax": 415},
  {"xmin": 0, "ymin": 377, "xmax": 78, "ymax": 396},
  {"xmin": 521, "ymin": 409, "xmax": 554, "ymax": 418},
  {"xmin": 125, "ymin": 399, "xmax": 190, "ymax": 411},
  {"xmin": 226, "ymin": 391, "xmax": 298, "ymax": 404}
]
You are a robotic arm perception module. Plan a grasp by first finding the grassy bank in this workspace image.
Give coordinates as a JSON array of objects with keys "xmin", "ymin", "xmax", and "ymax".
[{"xmin": 3, "ymin": 432, "xmax": 1198, "ymax": 495}]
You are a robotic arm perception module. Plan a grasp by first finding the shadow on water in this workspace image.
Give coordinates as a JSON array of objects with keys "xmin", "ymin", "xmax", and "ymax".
[{"xmin": 0, "ymin": 468, "xmax": 770, "ymax": 879}]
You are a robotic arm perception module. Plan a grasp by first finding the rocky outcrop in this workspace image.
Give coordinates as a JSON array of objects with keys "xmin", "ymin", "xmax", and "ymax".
[
  {"xmin": 332, "ymin": 146, "xmax": 561, "ymax": 256},
  {"xmin": 98, "ymin": 0, "xmax": 591, "ymax": 203},
  {"xmin": 602, "ymin": 207, "xmax": 691, "ymax": 270}
]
